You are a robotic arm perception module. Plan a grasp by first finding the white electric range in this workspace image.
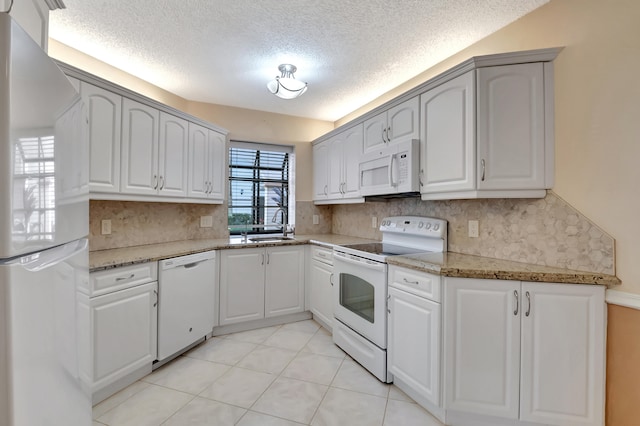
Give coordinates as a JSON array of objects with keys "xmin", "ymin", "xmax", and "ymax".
[{"xmin": 332, "ymin": 216, "xmax": 448, "ymax": 382}]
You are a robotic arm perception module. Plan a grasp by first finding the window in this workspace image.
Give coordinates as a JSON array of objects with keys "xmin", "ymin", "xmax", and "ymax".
[{"xmin": 228, "ymin": 141, "xmax": 293, "ymax": 235}]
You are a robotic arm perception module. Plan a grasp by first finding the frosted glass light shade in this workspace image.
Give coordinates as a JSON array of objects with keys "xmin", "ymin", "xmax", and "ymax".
[{"xmin": 267, "ymin": 64, "xmax": 308, "ymax": 99}]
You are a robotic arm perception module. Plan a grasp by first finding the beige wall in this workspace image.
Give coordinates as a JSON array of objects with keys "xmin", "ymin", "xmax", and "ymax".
[{"xmin": 339, "ymin": 0, "xmax": 640, "ymax": 296}]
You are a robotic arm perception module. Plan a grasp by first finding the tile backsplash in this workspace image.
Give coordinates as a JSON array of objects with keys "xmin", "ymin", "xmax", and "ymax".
[
  {"xmin": 331, "ymin": 191, "xmax": 615, "ymax": 275},
  {"xmin": 90, "ymin": 192, "xmax": 615, "ymax": 276}
]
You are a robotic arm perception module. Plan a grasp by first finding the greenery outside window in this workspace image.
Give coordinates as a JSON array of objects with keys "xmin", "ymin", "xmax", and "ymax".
[{"xmin": 228, "ymin": 141, "xmax": 293, "ymax": 235}]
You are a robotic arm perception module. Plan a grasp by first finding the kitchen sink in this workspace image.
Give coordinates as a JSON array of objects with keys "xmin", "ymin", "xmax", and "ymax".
[{"xmin": 248, "ymin": 236, "xmax": 295, "ymax": 242}]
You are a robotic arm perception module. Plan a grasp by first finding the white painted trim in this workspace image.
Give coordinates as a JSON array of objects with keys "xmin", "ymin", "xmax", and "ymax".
[{"xmin": 605, "ymin": 289, "xmax": 640, "ymax": 310}]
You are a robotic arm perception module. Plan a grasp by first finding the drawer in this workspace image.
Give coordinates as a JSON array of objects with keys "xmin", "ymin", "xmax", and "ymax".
[
  {"xmin": 90, "ymin": 262, "xmax": 158, "ymax": 297},
  {"xmin": 311, "ymin": 245, "xmax": 333, "ymax": 265},
  {"xmin": 389, "ymin": 265, "xmax": 441, "ymax": 302}
]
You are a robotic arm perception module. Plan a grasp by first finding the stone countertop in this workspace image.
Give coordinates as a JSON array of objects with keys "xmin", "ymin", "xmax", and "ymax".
[
  {"xmin": 386, "ymin": 252, "xmax": 621, "ymax": 287},
  {"xmin": 89, "ymin": 234, "xmax": 376, "ymax": 271}
]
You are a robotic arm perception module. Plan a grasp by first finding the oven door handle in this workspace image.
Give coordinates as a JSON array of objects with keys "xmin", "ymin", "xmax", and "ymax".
[{"xmin": 333, "ymin": 252, "xmax": 386, "ymax": 272}]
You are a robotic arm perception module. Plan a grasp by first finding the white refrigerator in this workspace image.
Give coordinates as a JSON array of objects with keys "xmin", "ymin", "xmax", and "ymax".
[{"xmin": 0, "ymin": 13, "xmax": 92, "ymax": 426}]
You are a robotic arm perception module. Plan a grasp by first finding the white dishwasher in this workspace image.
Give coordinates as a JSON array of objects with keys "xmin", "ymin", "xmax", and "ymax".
[{"xmin": 158, "ymin": 250, "xmax": 217, "ymax": 361}]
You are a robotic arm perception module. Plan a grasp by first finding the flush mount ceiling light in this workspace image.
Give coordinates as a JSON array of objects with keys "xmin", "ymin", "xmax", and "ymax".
[{"xmin": 267, "ymin": 64, "xmax": 308, "ymax": 99}]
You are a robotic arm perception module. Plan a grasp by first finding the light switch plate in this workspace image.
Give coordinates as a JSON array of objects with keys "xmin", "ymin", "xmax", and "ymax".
[
  {"xmin": 372, "ymin": 216, "xmax": 377, "ymax": 228},
  {"xmin": 200, "ymin": 216, "xmax": 213, "ymax": 228},
  {"xmin": 313, "ymin": 214, "xmax": 319, "ymax": 225},
  {"xmin": 101, "ymin": 220, "xmax": 111, "ymax": 235},
  {"xmin": 468, "ymin": 220, "xmax": 479, "ymax": 238}
]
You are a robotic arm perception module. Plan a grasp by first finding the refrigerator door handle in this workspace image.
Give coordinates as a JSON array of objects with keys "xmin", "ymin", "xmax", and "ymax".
[{"xmin": 7, "ymin": 239, "xmax": 88, "ymax": 272}]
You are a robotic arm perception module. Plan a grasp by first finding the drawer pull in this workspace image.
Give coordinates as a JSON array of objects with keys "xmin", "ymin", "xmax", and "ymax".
[
  {"xmin": 116, "ymin": 273, "xmax": 135, "ymax": 281},
  {"xmin": 403, "ymin": 277, "xmax": 420, "ymax": 285},
  {"xmin": 514, "ymin": 290, "xmax": 519, "ymax": 315},
  {"xmin": 525, "ymin": 291, "xmax": 531, "ymax": 317}
]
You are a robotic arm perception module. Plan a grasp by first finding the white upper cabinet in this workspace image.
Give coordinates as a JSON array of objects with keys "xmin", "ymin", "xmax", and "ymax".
[
  {"xmin": 7, "ymin": 0, "xmax": 50, "ymax": 50},
  {"xmin": 363, "ymin": 97, "xmax": 419, "ymax": 154},
  {"xmin": 158, "ymin": 112, "xmax": 189, "ymax": 197},
  {"xmin": 81, "ymin": 83, "xmax": 122, "ymax": 194},
  {"xmin": 316, "ymin": 124, "xmax": 364, "ymax": 204},
  {"xmin": 421, "ymin": 62, "xmax": 552, "ymax": 200},
  {"xmin": 312, "ymin": 140, "xmax": 330, "ymax": 201},
  {"xmin": 121, "ymin": 99, "xmax": 160, "ymax": 196},
  {"xmin": 188, "ymin": 123, "xmax": 225, "ymax": 202}
]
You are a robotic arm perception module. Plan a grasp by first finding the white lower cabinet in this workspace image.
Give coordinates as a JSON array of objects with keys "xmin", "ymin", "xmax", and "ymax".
[
  {"xmin": 84, "ymin": 263, "xmax": 159, "ymax": 404},
  {"xmin": 219, "ymin": 246, "xmax": 305, "ymax": 326},
  {"xmin": 308, "ymin": 246, "xmax": 334, "ymax": 330},
  {"xmin": 444, "ymin": 277, "xmax": 605, "ymax": 426}
]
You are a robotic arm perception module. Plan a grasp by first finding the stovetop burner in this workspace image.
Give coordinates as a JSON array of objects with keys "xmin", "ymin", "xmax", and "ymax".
[{"xmin": 341, "ymin": 242, "xmax": 432, "ymax": 257}]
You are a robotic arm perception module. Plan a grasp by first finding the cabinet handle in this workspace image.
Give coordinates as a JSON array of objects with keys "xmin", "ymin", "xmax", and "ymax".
[
  {"xmin": 403, "ymin": 277, "xmax": 419, "ymax": 285},
  {"xmin": 481, "ymin": 159, "xmax": 486, "ymax": 182},
  {"xmin": 514, "ymin": 290, "xmax": 519, "ymax": 315},
  {"xmin": 387, "ymin": 294, "xmax": 391, "ymax": 314},
  {"xmin": 116, "ymin": 273, "xmax": 135, "ymax": 281},
  {"xmin": 208, "ymin": 182, "xmax": 213, "ymax": 194},
  {"xmin": 261, "ymin": 253, "xmax": 265, "ymax": 265},
  {"xmin": 419, "ymin": 170, "xmax": 424, "ymax": 187},
  {"xmin": 266, "ymin": 253, "xmax": 270, "ymax": 264},
  {"xmin": 382, "ymin": 127, "xmax": 388, "ymax": 143},
  {"xmin": 330, "ymin": 273, "xmax": 334, "ymax": 286},
  {"xmin": 159, "ymin": 175, "xmax": 165, "ymax": 190},
  {"xmin": 153, "ymin": 175, "xmax": 158, "ymax": 189},
  {"xmin": 153, "ymin": 289, "xmax": 158, "ymax": 307},
  {"xmin": 387, "ymin": 126, "xmax": 392, "ymax": 142},
  {"xmin": 525, "ymin": 291, "xmax": 531, "ymax": 317},
  {"xmin": 323, "ymin": 184, "xmax": 328, "ymax": 196}
]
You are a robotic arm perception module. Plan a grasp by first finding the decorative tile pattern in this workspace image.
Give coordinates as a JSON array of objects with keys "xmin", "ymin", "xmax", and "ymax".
[{"xmin": 331, "ymin": 191, "xmax": 615, "ymax": 275}]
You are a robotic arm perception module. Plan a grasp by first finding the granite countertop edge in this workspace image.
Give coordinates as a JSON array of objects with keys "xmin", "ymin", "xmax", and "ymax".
[{"xmin": 90, "ymin": 235, "xmax": 621, "ymax": 287}]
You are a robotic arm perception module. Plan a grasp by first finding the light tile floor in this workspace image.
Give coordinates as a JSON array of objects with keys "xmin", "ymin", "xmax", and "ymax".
[{"xmin": 92, "ymin": 320, "xmax": 445, "ymax": 426}]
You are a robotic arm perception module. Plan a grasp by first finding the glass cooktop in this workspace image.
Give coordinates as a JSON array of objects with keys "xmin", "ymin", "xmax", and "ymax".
[{"xmin": 340, "ymin": 242, "xmax": 430, "ymax": 257}]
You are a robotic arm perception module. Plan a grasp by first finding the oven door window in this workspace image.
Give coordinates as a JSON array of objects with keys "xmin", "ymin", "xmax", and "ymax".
[{"xmin": 339, "ymin": 273, "xmax": 375, "ymax": 323}]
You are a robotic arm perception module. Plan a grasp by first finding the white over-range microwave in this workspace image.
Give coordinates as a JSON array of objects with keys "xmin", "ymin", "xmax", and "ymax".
[{"xmin": 358, "ymin": 138, "xmax": 420, "ymax": 197}]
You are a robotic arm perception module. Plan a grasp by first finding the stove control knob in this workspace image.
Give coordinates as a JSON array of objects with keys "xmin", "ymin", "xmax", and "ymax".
[
  {"xmin": 418, "ymin": 222, "xmax": 424, "ymax": 228},
  {"xmin": 425, "ymin": 222, "xmax": 432, "ymax": 230},
  {"xmin": 382, "ymin": 220, "xmax": 388, "ymax": 226},
  {"xmin": 433, "ymin": 224, "xmax": 440, "ymax": 231}
]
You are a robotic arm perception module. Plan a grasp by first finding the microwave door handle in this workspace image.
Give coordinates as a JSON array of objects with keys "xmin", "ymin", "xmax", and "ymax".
[{"xmin": 388, "ymin": 153, "xmax": 396, "ymax": 187}]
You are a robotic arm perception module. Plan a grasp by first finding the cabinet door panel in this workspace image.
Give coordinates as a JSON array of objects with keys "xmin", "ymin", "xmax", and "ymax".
[
  {"xmin": 158, "ymin": 113, "xmax": 188, "ymax": 197},
  {"xmin": 520, "ymin": 282, "xmax": 605, "ymax": 426},
  {"xmin": 81, "ymin": 83, "xmax": 122, "ymax": 193},
  {"xmin": 208, "ymin": 130, "xmax": 226, "ymax": 200},
  {"xmin": 187, "ymin": 123, "xmax": 209, "ymax": 198},
  {"xmin": 342, "ymin": 125, "xmax": 363, "ymax": 197},
  {"xmin": 219, "ymin": 249, "xmax": 264, "ymax": 325},
  {"xmin": 121, "ymin": 99, "xmax": 159, "ymax": 195},
  {"xmin": 91, "ymin": 282, "xmax": 157, "ymax": 385},
  {"xmin": 388, "ymin": 96, "xmax": 419, "ymax": 142},
  {"xmin": 265, "ymin": 246, "xmax": 305, "ymax": 317},
  {"xmin": 388, "ymin": 287, "xmax": 440, "ymax": 407},
  {"xmin": 313, "ymin": 142, "xmax": 329, "ymax": 200},
  {"xmin": 309, "ymin": 260, "xmax": 333, "ymax": 328},
  {"xmin": 444, "ymin": 277, "xmax": 520, "ymax": 419},
  {"xmin": 363, "ymin": 112, "xmax": 386, "ymax": 154},
  {"xmin": 477, "ymin": 63, "xmax": 545, "ymax": 190},
  {"xmin": 420, "ymin": 72, "xmax": 475, "ymax": 194},
  {"xmin": 327, "ymin": 136, "xmax": 344, "ymax": 198}
]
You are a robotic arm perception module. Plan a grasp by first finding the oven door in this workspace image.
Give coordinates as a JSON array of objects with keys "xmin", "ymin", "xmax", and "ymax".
[{"xmin": 333, "ymin": 250, "xmax": 388, "ymax": 349}]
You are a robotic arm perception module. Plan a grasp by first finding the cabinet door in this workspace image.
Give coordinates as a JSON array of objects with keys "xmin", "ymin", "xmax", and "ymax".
[
  {"xmin": 219, "ymin": 248, "xmax": 265, "ymax": 325},
  {"xmin": 420, "ymin": 72, "xmax": 475, "ymax": 194},
  {"xmin": 187, "ymin": 123, "xmax": 209, "ymax": 199},
  {"xmin": 388, "ymin": 96, "xmax": 419, "ymax": 143},
  {"xmin": 309, "ymin": 259, "xmax": 333, "ymax": 329},
  {"xmin": 158, "ymin": 113, "xmax": 188, "ymax": 197},
  {"xmin": 520, "ymin": 282, "xmax": 605, "ymax": 426},
  {"xmin": 207, "ymin": 130, "xmax": 226, "ymax": 201},
  {"xmin": 313, "ymin": 141, "xmax": 329, "ymax": 200},
  {"xmin": 91, "ymin": 282, "xmax": 158, "ymax": 389},
  {"xmin": 327, "ymin": 135, "xmax": 344, "ymax": 198},
  {"xmin": 477, "ymin": 63, "xmax": 545, "ymax": 190},
  {"xmin": 81, "ymin": 83, "xmax": 122, "ymax": 193},
  {"xmin": 342, "ymin": 125, "xmax": 363, "ymax": 198},
  {"xmin": 121, "ymin": 99, "xmax": 160, "ymax": 195},
  {"xmin": 444, "ymin": 277, "xmax": 520, "ymax": 419},
  {"xmin": 388, "ymin": 287, "xmax": 440, "ymax": 408},
  {"xmin": 363, "ymin": 111, "xmax": 387, "ymax": 154},
  {"xmin": 265, "ymin": 246, "xmax": 305, "ymax": 317}
]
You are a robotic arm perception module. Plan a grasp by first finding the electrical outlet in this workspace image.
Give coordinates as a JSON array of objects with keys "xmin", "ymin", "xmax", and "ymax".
[
  {"xmin": 372, "ymin": 216, "xmax": 378, "ymax": 228},
  {"xmin": 468, "ymin": 220, "xmax": 479, "ymax": 238},
  {"xmin": 200, "ymin": 216, "xmax": 213, "ymax": 228},
  {"xmin": 312, "ymin": 214, "xmax": 319, "ymax": 225},
  {"xmin": 101, "ymin": 220, "xmax": 111, "ymax": 235}
]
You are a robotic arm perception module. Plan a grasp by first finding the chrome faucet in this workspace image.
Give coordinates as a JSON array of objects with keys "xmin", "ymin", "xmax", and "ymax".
[{"xmin": 271, "ymin": 207, "xmax": 290, "ymax": 236}]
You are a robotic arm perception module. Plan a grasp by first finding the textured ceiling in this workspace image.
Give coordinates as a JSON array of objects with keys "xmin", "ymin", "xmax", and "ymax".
[{"xmin": 49, "ymin": 0, "xmax": 549, "ymax": 122}]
